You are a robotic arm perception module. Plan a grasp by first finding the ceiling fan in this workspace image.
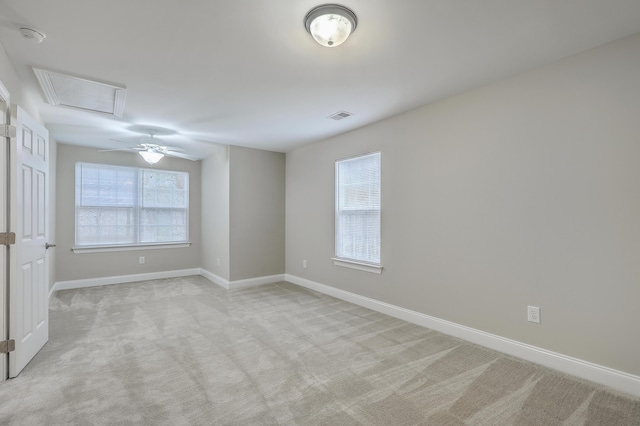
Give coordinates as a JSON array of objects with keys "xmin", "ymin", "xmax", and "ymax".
[{"xmin": 103, "ymin": 129, "xmax": 197, "ymax": 164}]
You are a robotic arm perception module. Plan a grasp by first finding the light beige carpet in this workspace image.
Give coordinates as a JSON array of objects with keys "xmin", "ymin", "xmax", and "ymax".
[{"xmin": 0, "ymin": 276, "xmax": 638, "ymax": 425}]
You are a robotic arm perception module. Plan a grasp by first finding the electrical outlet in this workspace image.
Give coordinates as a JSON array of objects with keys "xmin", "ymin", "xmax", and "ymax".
[
  {"xmin": 139, "ymin": 256, "xmax": 145, "ymax": 264},
  {"xmin": 527, "ymin": 306, "xmax": 540, "ymax": 324},
  {"xmin": 303, "ymin": 259, "xmax": 307, "ymax": 268},
  {"xmin": 217, "ymin": 258, "xmax": 221, "ymax": 266}
]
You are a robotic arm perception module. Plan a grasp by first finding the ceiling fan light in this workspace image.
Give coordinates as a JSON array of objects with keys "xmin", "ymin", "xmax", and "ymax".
[
  {"xmin": 305, "ymin": 4, "xmax": 357, "ymax": 47},
  {"xmin": 139, "ymin": 149, "xmax": 164, "ymax": 165}
]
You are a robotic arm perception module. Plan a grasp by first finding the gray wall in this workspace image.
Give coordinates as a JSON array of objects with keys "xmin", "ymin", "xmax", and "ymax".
[
  {"xmin": 229, "ymin": 146, "xmax": 285, "ymax": 281},
  {"xmin": 0, "ymin": 43, "xmax": 40, "ymax": 120},
  {"xmin": 285, "ymin": 33, "xmax": 640, "ymax": 376},
  {"xmin": 55, "ymin": 144, "xmax": 202, "ymax": 281},
  {"xmin": 200, "ymin": 144, "xmax": 230, "ymax": 280}
]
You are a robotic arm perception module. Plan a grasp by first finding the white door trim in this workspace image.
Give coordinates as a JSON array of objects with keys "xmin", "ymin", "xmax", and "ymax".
[{"xmin": 0, "ymin": 79, "xmax": 10, "ymax": 382}]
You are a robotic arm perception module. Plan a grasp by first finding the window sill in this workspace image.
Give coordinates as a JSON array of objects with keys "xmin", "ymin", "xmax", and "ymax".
[
  {"xmin": 332, "ymin": 258, "xmax": 383, "ymax": 274},
  {"xmin": 72, "ymin": 242, "xmax": 191, "ymax": 254}
]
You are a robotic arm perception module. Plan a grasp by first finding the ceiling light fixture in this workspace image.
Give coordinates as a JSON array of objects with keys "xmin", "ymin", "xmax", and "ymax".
[
  {"xmin": 19, "ymin": 27, "xmax": 46, "ymax": 43},
  {"xmin": 304, "ymin": 4, "xmax": 357, "ymax": 47},
  {"xmin": 138, "ymin": 129, "xmax": 164, "ymax": 165},
  {"xmin": 139, "ymin": 149, "xmax": 164, "ymax": 165}
]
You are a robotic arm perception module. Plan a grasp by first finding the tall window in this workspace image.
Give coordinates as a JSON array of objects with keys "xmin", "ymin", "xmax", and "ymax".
[
  {"xmin": 75, "ymin": 162, "xmax": 189, "ymax": 247},
  {"xmin": 335, "ymin": 152, "xmax": 381, "ymax": 265}
]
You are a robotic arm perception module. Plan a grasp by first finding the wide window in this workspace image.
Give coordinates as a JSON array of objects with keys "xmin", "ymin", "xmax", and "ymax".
[
  {"xmin": 334, "ymin": 152, "xmax": 381, "ymax": 271},
  {"xmin": 75, "ymin": 162, "xmax": 189, "ymax": 247}
]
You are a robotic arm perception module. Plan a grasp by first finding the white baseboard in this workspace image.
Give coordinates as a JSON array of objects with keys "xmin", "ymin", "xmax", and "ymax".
[
  {"xmin": 48, "ymin": 282, "xmax": 58, "ymax": 300},
  {"xmin": 199, "ymin": 270, "xmax": 284, "ymax": 290},
  {"xmin": 54, "ymin": 268, "xmax": 201, "ymax": 292},
  {"xmin": 284, "ymin": 274, "xmax": 640, "ymax": 398},
  {"xmin": 229, "ymin": 274, "xmax": 285, "ymax": 289},
  {"xmin": 53, "ymin": 268, "xmax": 284, "ymax": 293},
  {"xmin": 199, "ymin": 269, "xmax": 230, "ymax": 289}
]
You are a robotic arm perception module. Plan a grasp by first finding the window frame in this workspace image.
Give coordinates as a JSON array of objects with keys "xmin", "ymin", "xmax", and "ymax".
[
  {"xmin": 73, "ymin": 162, "xmax": 190, "ymax": 252},
  {"xmin": 332, "ymin": 151, "xmax": 382, "ymax": 274}
]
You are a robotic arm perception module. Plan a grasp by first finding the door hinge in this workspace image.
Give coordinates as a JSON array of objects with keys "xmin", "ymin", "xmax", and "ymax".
[
  {"xmin": 0, "ymin": 124, "xmax": 16, "ymax": 138},
  {"xmin": 0, "ymin": 232, "xmax": 16, "ymax": 245},
  {"xmin": 0, "ymin": 340, "xmax": 15, "ymax": 354}
]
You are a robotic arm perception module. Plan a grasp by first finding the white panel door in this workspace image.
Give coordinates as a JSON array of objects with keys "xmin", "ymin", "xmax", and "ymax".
[
  {"xmin": 0, "ymin": 82, "xmax": 9, "ymax": 381},
  {"xmin": 9, "ymin": 105, "xmax": 49, "ymax": 377}
]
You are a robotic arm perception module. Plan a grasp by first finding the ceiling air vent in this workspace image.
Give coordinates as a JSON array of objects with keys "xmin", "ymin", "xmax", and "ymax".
[
  {"xmin": 328, "ymin": 110, "xmax": 354, "ymax": 120},
  {"xmin": 33, "ymin": 68, "xmax": 127, "ymax": 117}
]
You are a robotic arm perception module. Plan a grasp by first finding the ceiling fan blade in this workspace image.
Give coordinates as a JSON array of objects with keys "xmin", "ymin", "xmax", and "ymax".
[
  {"xmin": 165, "ymin": 151, "xmax": 198, "ymax": 161},
  {"xmin": 99, "ymin": 148, "xmax": 134, "ymax": 152},
  {"xmin": 100, "ymin": 146, "xmax": 145, "ymax": 152},
  {"xmin": 100, "ymin": 140, "xmax": 195, "ymax": 160},
  {"xmin": 160, "ymin": 145, "xmax": 186, "ymax": 152}
]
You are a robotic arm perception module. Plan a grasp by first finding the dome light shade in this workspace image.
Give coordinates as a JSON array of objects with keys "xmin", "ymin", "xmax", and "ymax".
[
  {"xmin": 305, "ymin": 4, "xmax": 357, "ymax": 47},
  {"xmin": 139, "ymin": 149, "xmax": 164, "ymax": 165}
]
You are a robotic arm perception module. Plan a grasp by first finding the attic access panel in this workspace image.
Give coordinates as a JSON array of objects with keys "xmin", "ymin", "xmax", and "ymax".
[{"xmin": 33, "ymin": 68, "xmax": 126, "ymax": 117}]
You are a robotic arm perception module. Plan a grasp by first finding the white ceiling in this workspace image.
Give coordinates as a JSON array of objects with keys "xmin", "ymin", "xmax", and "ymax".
[{"xmin": 1, "ymin": 0, "xmax": 640, "ymax": 158}]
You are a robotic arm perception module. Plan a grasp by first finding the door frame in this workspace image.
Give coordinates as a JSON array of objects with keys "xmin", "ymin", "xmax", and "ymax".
[{"xmin": 0, "ymin": 79, "xmax": 9, "ymax": 382}]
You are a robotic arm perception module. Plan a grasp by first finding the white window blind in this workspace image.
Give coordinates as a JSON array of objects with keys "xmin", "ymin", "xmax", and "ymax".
[
  {"xmin": 75, "ymin": 162, "xmax": 189, "ymax": 247},
  {"xmin": 335, "ymin": 152, "xmax": 381, "ymax": 265}
]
